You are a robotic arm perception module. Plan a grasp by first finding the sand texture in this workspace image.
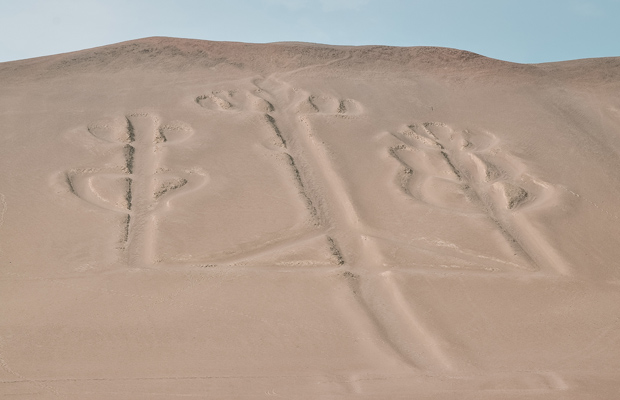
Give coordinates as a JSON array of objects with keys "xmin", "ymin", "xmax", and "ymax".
[{"xmin": 1, "ymin": 37, "xmax": 620, "ymax": 399}]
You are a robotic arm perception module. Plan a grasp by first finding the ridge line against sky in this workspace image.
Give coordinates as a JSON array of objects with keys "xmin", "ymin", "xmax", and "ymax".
[{"xmin": 0, "ymin": 0, "xmax": 619, "ymax": 64}]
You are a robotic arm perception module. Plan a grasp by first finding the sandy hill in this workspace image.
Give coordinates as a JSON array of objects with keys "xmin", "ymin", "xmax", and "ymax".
[{"xmin": 1, "ymin": 37, "xmax": 619, "ymax": 399}]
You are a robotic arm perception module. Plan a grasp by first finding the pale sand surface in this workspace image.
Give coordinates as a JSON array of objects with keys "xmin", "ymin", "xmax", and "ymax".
[{"xmin": 1, "ymin": 37, "xmax": 620, "ymax": 398}]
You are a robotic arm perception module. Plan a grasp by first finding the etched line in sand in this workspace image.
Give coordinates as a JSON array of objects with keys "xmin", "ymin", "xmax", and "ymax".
[
  {"xmin": 389, "ymin": 122, "xmax": 572, "ymax": 276},
  {"xmin": 195, "ymin": 91, "xmax": 234, "ymax": 110},
  {"xmin": 125, "ymin": 177, "xmax": 132, "ymax": 211},
  {"xmin": 264, "ymin": 114, "xmax": 287, "ymax": 148},
  {"xmin": 297, "ymin": 94, "xmax": 363, "ymax": 116},
  {"xmin": 122, "ymin": 143, "xmax": 135, "ymax": 174},
  {"xmin": 283, "ymin": 153, "xmax": 319, "ymax": 224},
  {"xmin": 262, "ymin": 107, "xmax": 321, "ymax": 227},
  {"xmin": 327, "ymin": 236, "xmax": 345, "ymax": 265},
  {"xmin": 64, "ymin": 171, "xmax": 132, "ymax": 214},
  {"xmin": 153, "ymin": 177, "xmax": 187, "ymax": 199}
]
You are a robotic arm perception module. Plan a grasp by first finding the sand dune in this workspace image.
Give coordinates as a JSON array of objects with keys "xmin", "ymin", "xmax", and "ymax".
[{"xmin": 1, "ymin": 37, "xmax": 620, "ymax": 398}]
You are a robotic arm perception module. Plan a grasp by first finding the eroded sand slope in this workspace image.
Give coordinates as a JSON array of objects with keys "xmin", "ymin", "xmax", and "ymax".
[{"xmin": 1, "ymin": 37, "xmax": 620, "ymax": 399}]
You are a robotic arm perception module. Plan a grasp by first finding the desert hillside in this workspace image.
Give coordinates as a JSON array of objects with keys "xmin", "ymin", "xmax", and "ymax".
[{"xmin": 1, "ymin": 37, "xmax": 619, "ymax": 399}]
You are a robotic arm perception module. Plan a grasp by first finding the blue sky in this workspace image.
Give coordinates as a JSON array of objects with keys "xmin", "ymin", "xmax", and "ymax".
[{"xmin": 0, "ymin": 0, "xmax": 618, "ymax": 64}]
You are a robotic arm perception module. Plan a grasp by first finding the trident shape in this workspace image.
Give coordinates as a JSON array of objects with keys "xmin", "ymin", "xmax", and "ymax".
[
  {"xmin": 389, "ymin": 122, "xmax": 571, "ymax": 275},
  {"xmin": 65, "ymin": 113, "xmax": 206, "ymax": 265}
]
